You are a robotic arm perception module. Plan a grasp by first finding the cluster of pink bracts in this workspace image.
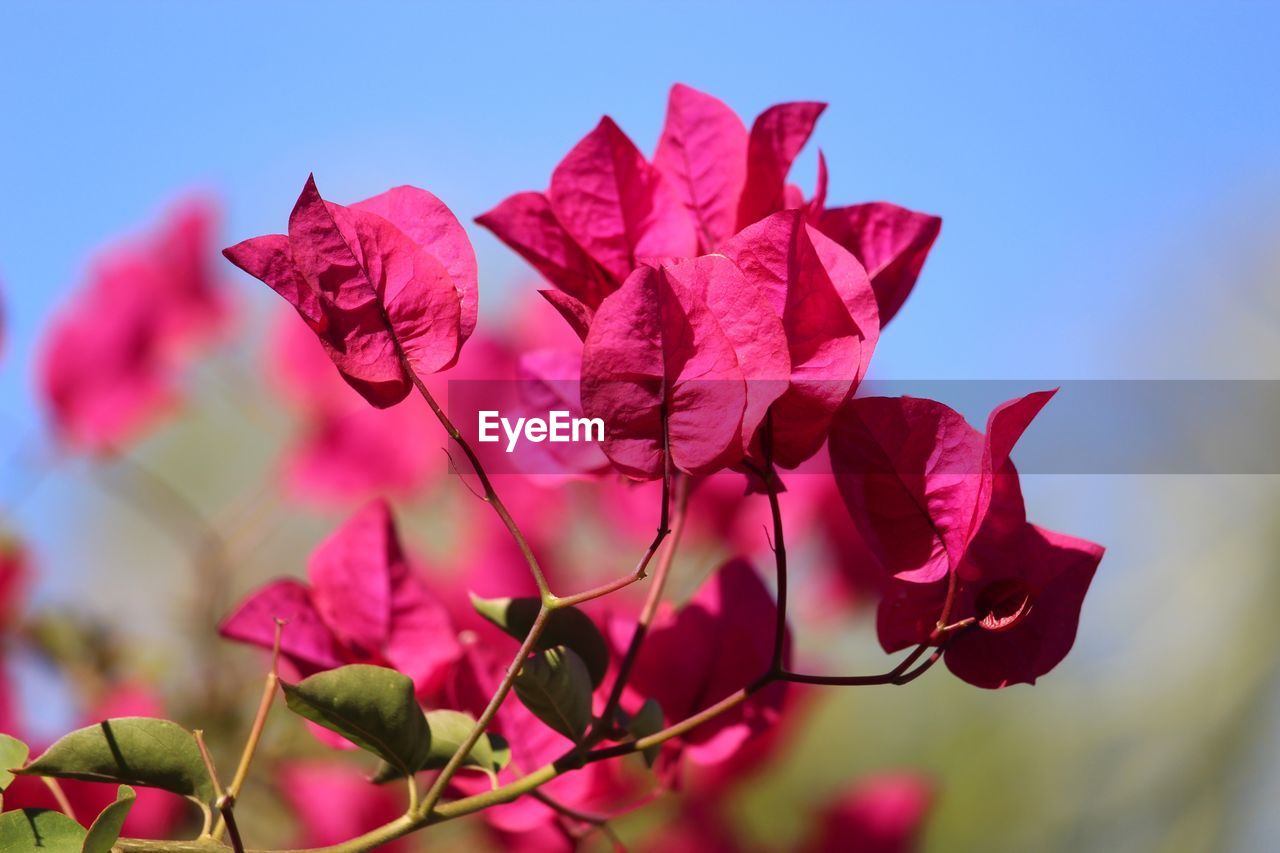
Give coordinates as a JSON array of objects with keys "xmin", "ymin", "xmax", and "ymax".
[{"xmin": 0, "ymin": 84, "xmax": 1103, "ymax": 850}]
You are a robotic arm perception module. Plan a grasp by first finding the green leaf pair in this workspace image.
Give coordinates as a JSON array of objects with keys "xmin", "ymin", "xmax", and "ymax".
[
  {"xmin": 283, "ymin": 664, "xmax": 511, "ymax": 782},
  {"xmin": 470, "ymin": 595, "xmax": 610, "ymax": 686},
  {"xmin": 0, "ymin": 785, "xmax": 135, "ymax": 853},
  {"xmin": 469, "ymin": 595, "xmax": 611, "ymax": 744},
  {"xmin": 370, "ymin": 710, "xmax": 511, "ymax": 784},
  {"xmin": 16, "ymin": 718, "xmax": 215, "ymax": 806},
  {"xmin": 12, "ymin": 719, "xmax": 209, "ymax": 849}
]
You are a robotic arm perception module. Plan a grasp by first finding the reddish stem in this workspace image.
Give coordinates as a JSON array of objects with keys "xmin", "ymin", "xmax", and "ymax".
[{"xmin": 594, "ymin": 472, "xmax": 690, "ymax": 734}]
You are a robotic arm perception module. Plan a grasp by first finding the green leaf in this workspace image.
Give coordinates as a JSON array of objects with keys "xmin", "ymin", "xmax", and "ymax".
[
  {"xmin": 82, "ymin": 785, "xmax": 136, "ymax": 853},
  {"xmin": 625, "ymin": 698, "xmax": 664, "ymax": 767},
  {"xmin": 282, "ymin": 664, "xmax": 430, "ymax": 775},
  {"xmin": 0, "ymin": 809, "xmax": 86, "ymax": 852},
  {"xmin": 470, "ymin": 594, "xmax": 610, "ymax": 686},
  {"xmin": 370, "ymin": 709, "xmax": 512, "ymax": 784},
  {"xmin": 0, "ymin": 733, "xmax": 29, "ymax": 792},
  {"xmin": 513, "ymin": 646, "xmax": 593, "ymax": 743},
  {"xmin": 17, "ymin": 718, "xmax": 214, "ymax": 805}
]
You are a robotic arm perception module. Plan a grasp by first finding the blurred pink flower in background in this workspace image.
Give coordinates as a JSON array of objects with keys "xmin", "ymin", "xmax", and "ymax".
[
  {"xmin": 267, "ymin": 309, "xmax": 443, "ymax": 505},
  {"xmin": 278, "ymin": 761, "xmax": 408, "ymax": 852},
  {"xmin": 609, "ymin": 558, "xmax": 789, "ymax": 768},
  {"xmin": 805, "ymin": 774, "xmax": 933, "ymax": 853},
  {"xmin": 37, "ymin": 197, "xmax": 231, "ymax": 452},
  {"xmin": 220, "ymin": 500, "xmax": 461, "ymax": 703}
]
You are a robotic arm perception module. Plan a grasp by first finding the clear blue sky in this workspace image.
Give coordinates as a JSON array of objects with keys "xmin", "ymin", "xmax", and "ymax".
[{"xmin": 1, "ymin": 0, "xmax": 1277, "ymax": 429}]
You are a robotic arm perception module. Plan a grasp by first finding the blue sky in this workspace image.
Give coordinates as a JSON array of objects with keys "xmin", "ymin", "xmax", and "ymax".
[{"xmin": 3, "ymin": 1, "xmax": 1277, "ymax": 432}]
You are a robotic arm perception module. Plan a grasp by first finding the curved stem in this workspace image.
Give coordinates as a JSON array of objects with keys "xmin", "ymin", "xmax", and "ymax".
[
  {"xmin": 779, "ymin": 643, "xmax": 927, "ymax": 686},
  {"xmin": 741, "ymin": 417, "xmax": 788, "ymax": 672},
  {"xmin": 531, "ymin": 790, "xmax": 625, "ymax": 849},
  {"xmin": 404, "ymin": 370, "xmax": 552, "ymax": 599},
  {"xmin": 193, "ymin": 730, "xmax": 226, "ymax": 803},
  {"xmin": 530, "ymin": 789, "xmax": 611, "ymax": 826},
  {"xmin": 594, "ymin": 473, "xmax": 690, "ymax": 734},
  {"xmin": 212, "ymin": 623, "xmax": 280, "ymax": 842},
  {"xmin": 114, "ymin": 625, "xmax": 948, "ymax": 853},
  {"xmin": 114, "ymin": 670, "xmax": 775, "ymax": 853},
  {"xmin": 932, "ymin": 567, "xmax": 961, "ymax": 641},
  {"xmin": 414, "ymin": 605, "xmax": 552, "ymax": 819},
  {"xmin": 550, "ymin": 407, "xmax": 675, "ymax": 610},
  {"xmin": 780, "ymin": 630, "xmax": 966, "ymax": 686},
  {"xmin": 41, "ymin": 776, "xmax": 77, "ymax": 823},
  {"xmin": 751, "ymin": 433, "xmax": 789, "ymax": 671}
]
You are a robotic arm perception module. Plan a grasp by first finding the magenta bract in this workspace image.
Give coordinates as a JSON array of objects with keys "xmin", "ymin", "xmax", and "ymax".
[
  {"xmin": 724, "ymin": 211, "xmax": 880, "ymax": 466},
  {"xmin": 829, "ymin": 391, "xmax": 1056, "ymax": 583},
  {"xmin": 611, "ymin": 558, "xmax": 789, "ymax": 766},
  {"xmin": 877, "ymin": 523, "xmax": 1104, "ymax": 688},
  {"xmin": 219, "ymin": 500, "xmax": 460, "ymax": 698},
  {"xmin": 654, "ymin": 83, "xmax": 750, "ymax": 252},
  {"xmin": 581, "ymin": 261, "xmax": 749, "ymax": 479},
  {"xmin": 817, "ymin": 203, "xmax": 942, "ymax": 326},
  {"xmin": 224, "ymin": 176, "xmax": 474, "ymax": 408}
]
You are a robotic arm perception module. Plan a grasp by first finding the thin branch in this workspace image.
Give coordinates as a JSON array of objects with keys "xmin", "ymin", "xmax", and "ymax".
[
  {"xmin": 531, "ymin": 791, "xmax": 627, "ymax": 851},
  {"xmin": 593, "ymin": 472, "xmax": 690, "ymax": 736},
  {"xmin": 195, "ymin": 731, "xmax": 245, "ymax": 853},
  {"xmin": 193, "ymin": 730, "xmax": 226, "ymax": 802},
  {"xmin": 415, "ymin": 605, "xmax": 552, "ymax": 819},
  {"xmin": 219, "ymin": 800, "xmax": 247, "ymax": 853},
  {"xmin": 931, "ymin": 566, "xmax": 961, "ymax": 641},
  {"xmin": 745, "ymin": 420, "xmax": 789, "ymax": 672},
  {"xmin": 115, "ymin": 360, "xmax": 954, "ymax": 853},
  {"xmin": 213, "ymin": 621, "xmax": 282, "ymax": 842},
  {"xmin": 441, "ymin": 447, "xmax": 486, "ymax": 500},
  {"xmin": 40, "ymin": 776, "xmax": 77, "ymax": 823},
  {"xmin": 895, "ymin": 646, "xmax": 947, "ymax": 684},
  {"xmin": 404, "ymin": 369, "xmax": 552, "ymax": 599},
  {"xmin": 406, "ymin": 775, "xmax": 420, "ymax": 816},
  {"xmin": 551, "ymin": 405, "xmax": 675, "ymax": 609},
  {"xmin": 779, "ymin": 633, "xmax": 964, "ymax": 686},
  {"xmin": 116, "ymin": 641, "xmax": 968, "ymax": 853},
  {"xmin": 582, "ymin": 679, "xmax": 767, "ymax": 766}
]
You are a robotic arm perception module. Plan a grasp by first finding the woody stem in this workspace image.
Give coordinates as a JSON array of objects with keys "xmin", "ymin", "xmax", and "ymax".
[
  {"xmin": 932, "ymin": 568, "xmax": 961, "ymax": 641},
  {"xmin": 742, "ymin": 419, "xmax": 789, "ymax": 673},
  {"xmin": 213, "ymin": 621, "xmax": 281, "ymax": 841},
  {"xmin": 779, "ymin": 630, "xmax": 967, "ymax": 686},
  {"xmin": 530, "ymin": 789, "xmax": 624, "ymax": 849},
  {"xmin": 413, "ymin": 605, "xmax": 551, "ymax": 820},
  {"xmin": 551, "ymin": 404, "xmax": 675, "ymax": 609},
  {"xmin": 594, "ymin": 470, "xmax": 690, "ymax": 737},
  {"xmin": 401, "ymin": 366, "xmax": 552, "ymax": 599},
  {"xmin": 41, "ymin": 777, "xmax": 76, "ymax": 823},
  {"xmin": 117, "ymin": 635, "xmax": 965, "ymax": 853}
]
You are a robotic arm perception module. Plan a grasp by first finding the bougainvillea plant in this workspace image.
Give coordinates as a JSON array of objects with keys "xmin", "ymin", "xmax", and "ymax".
[{"xmin": 0, "ymin": 84, "xmax": 1102, "ymax": 852}]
